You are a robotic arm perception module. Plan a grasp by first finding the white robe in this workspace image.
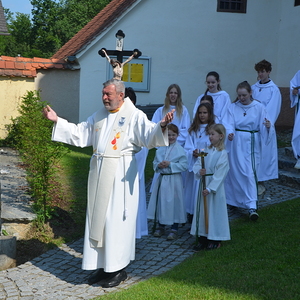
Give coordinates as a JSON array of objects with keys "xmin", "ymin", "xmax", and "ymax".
[
  {"xmin": 223, "ymin": 101, "xmax": 274, "ymax": 210},
  {"xmin": 190, "ymin": 148, "xmax": 230, "ymax": 241},
  {"xmin": 152, "ymin": 105, "xmax": 191, "ymax": 147},
  {"xmin": 135, "ymin": 147, "xmax": 148, "ymax": 238},
  {"xmin": 150, "ymin": 105, "xmax": 191, "ymax": 192},
  {"xmin": 52, "ymin": 100, "xmax": 168, "ymax": 272},
  {"xmin": 251, "ymin": 80, "xmax": 282, "ymax": 181},
  {"xmin": 183, "ymin": 125, "xmax": 210, "ymax": 215},
  {"xmin": 290, "ymin": 71, "xmax": 300, "ymax": 158},
  {"xmin": 147, "ymin": 142, "xmax": 188, "ymax": 225},
  {"xmin": 193, "ymin": 91, "xmax": 231, "ymax": 122}
]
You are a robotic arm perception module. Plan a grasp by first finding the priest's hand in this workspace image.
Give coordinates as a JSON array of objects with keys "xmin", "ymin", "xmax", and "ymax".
[
  {"xmin": 160, "ymin": 109, "xmax": 175, "ymax": 129},
  {"xmin": 43, "ymin": 105, "xmax": 58, "ymax": 123}
]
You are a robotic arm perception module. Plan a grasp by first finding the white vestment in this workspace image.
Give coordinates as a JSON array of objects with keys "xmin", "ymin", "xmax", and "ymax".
[
  {"xmin": 183, "ymin": 125, "xmax": 210, "ymax": 215},
  {"xmin": 193, "ymin": 91, "xmax": 231, "ymax": 122},
  {"xmin": 147, "ymin": 142, "xmax": 188, "ymax": 225},
  {"xmin": 223, "ymin": 101, "xmax": 274, "ymax": 210},
  {"xmin": 190, "ymin": 148, "xmax": 230, "ymax": 241},
  {"xmin": 51, "ymin": 98, "xmax": 168, "ymax": 272},
  {"xmin": 290, "ymin": 71, "xmax": 300, "ymax": 158},
  {"xmin": 251, "ymin": 80, "xmax": 282, "ymax": 181}
]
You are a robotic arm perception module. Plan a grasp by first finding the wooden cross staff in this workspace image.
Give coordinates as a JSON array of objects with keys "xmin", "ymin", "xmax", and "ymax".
[{"xmin": 198, "ymin": 151, "xmax": 208, "ymax": 234}]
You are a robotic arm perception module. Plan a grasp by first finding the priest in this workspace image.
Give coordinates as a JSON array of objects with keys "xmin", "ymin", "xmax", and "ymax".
[{"xmin": 43, "ymin": 79, "xmax": 174, "ymax": 288}]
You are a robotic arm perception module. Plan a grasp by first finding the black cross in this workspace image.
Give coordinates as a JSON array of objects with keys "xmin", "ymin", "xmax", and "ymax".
[{"xmin": 98, "ymin": 30, "xmax": 141, "ymax": 62}]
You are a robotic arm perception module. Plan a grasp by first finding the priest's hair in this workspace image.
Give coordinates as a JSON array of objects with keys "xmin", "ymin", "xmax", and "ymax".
[{"xmin": 103, "ymin": 79, "xmax": 125, "ymax": 95}]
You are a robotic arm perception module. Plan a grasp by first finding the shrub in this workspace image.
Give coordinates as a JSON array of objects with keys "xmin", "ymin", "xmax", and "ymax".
[{"xmin": 5, "ymin": 90, "xmax": 69, "ymax": 222}]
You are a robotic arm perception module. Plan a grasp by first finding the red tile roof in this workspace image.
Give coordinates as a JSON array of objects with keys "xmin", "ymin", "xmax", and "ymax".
[
  {"xmin": 0, "ymin": 56, "xmax": 69, "ymax": 78},
  {"xmin": 52, "ymin": 0, "xmax": 139, "ymax": 60}
]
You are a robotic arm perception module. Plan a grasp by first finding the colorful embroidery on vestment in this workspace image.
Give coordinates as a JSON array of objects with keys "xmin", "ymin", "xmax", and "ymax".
[{"xmin": 111, "ymin": 131, "xmax": 121, "ymax": 150}]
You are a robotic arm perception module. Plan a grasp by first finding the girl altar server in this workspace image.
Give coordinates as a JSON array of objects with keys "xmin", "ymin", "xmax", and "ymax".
[
  {"xmin": 152, "ymin": 84, "xmax": 190, "ymax": 146},
  {"xmin": 193, "ymin": 71, "xmax": 231, "ymax": 122},
  {"xmin": 191, "ymin": 124, "xmax": 230, "ymax": 251},
  {"xmin": 184, "ymin": 101, "xmax": 215, "ymax": 223},
  {"xmin": 150, "ymin": 84, "xmax": 191, "ymax": 192},
  {"xmin": 147, "ymin": 124, "xmax": 188, "ymax": 240},
  {"xmin": 289, "ymin": 70, "xmax": 300, "ymax": 169},
  {"xmin": 224, "ymin": 81, "xmax": 274, "ymax": 221},
  {"xmin": 251, "ymin": 60, "xmax": 282, "ymax": 184}
]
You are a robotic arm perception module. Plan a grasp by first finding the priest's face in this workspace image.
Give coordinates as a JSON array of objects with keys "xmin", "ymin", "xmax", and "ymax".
[{"xmin": 102, "ymin": 84, "xmax": 124, "ymax": 111}]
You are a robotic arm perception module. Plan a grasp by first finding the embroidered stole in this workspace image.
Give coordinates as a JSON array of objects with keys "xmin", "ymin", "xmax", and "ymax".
[{"xmin": 88, "ymin": 98, "xmax": 136, "ymax": 247}]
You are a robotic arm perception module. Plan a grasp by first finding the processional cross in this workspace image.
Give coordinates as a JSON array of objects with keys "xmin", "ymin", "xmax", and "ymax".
[{"xmin": 98, "ymin": 30, "xmax": 142, "ymax": 81}]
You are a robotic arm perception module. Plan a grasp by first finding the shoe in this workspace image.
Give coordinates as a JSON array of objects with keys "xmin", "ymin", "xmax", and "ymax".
[
  {"xmin": 206, "ymin": 242, "xmax": 221, "ymax": 250},
  {"xmin": 100, "ymin": 269, "xmax": 127, "ymax": 288},
  {"xmin": 153, "ymin": 227, "xmax": 165, "ymax": 237},
  {"xmin": 257, "ymin": 184, "xmax": 266, "ymax": 195},
  {"xmin": 193, "ymin": 242, "xmax": 207, "ymax": 252},
  {"xmin": 167, "ymin": 230, "xmax": 177, "ymax": 240},
  {"xmin": 249, "ymin": 209, "xmax": 259, "ymax": 221},
  {"xmin": 88, "ymin": 268, "xmax": 110, "ymax": 285},
  {"xmin": 227, "ymin": 204, "xmax": 237, "ymax": 211},
  {"xmin": 294, "ymin": 159, "xmax": 300, "ymax": 169},
  {"xmin": 187, "ymin": 213, "xmax": 193, "ymax": 224}
]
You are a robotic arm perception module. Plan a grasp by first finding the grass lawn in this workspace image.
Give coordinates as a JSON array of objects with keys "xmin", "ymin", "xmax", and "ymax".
[{"xmin": 96, "ymin": 197, "xmax": 300, "ymax": 300}]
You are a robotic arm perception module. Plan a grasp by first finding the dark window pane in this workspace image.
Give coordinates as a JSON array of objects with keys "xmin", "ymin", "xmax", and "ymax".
[{"xmin": 217, "ymin": 0, "xmax": 247, "ymax": 13}]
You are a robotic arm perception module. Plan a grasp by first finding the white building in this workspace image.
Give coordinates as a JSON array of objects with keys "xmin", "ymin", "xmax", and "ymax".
[{"xmin": 37, "ymin": 0, "xmax": 300, "ymax": 127}]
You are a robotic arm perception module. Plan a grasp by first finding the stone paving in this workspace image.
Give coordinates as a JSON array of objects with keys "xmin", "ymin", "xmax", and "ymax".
[{"xmin": 1, "ymin": 179, "xmax": 300, "ymax": 299}]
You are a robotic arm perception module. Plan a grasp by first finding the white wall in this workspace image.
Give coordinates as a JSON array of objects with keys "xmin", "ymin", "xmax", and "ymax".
[
  {"xmin": 36, "ymin": 69, "xmax": 80, "ymax": 123},
  {"xmin": 277, "ymin": 1, "xmax": 300, "ymax": 86},
  {"xmin": 76, "ymin": 0, "xmax": 298, "ymax": 121}
]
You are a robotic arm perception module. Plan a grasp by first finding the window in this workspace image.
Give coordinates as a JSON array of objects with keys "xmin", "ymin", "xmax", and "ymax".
[
  {"xmin": 217, "ymin": 0, "xmax": 247, "ymax": 13},
  {"xmin": 295, "ymin": 0, "xmax": 300, "ymax": 6}
]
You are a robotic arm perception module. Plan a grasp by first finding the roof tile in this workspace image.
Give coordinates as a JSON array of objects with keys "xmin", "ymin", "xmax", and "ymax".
[
  {"xmin": 15, "ymin": 62, "xmax": 25, "ymax": 69},
  {"xmin": 0, "ymin": 55, "xmax": 70, "ymax": 78}
]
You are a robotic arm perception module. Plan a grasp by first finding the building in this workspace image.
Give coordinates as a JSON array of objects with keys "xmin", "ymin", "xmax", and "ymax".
[{"xmin": 1, "ymin": 0, "xmax": 299, "ymax": 138}]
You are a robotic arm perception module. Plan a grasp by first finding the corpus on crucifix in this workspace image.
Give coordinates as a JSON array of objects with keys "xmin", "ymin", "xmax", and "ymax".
[{"xmin": 99, "ymin": 30, "xmax": 142, "ymax": 80}]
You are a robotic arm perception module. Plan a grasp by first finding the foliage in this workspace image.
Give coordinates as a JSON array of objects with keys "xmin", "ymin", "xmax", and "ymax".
[
  {"xmin": 5, "ymin": 91, "xmax": 69, "ymax": 221},
  {"xmin": 145, "ymin": 148, "xmax": 156, "ymax": 183},
  {"xmin": 0, "ymin": 0, "xmax": 112, "ymax": 58}
]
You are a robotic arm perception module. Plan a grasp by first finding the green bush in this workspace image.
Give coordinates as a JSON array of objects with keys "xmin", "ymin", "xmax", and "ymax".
[{"xmin": 5, "ymin": 90, "xmax": 69, "ymax": 222}]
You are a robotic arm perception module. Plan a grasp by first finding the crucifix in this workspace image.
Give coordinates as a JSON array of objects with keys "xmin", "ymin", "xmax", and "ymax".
[{"xmin": 98, "ymin": 30, "xmax": 142, "ymax": 80}]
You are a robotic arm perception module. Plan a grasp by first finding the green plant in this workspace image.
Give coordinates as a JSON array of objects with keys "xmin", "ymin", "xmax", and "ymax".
[
  {"xmin": 1, "ymin": 229, "xmax": 9, "ymax": 236},
  {"xmin": 5, "ymin": 90, "xmax": 69, "ymax": 222}
]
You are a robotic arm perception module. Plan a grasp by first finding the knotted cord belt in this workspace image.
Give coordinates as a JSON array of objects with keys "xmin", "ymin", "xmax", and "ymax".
[{"xmin": 235, "ymin": 128, "xmax": 259, "ymax": 198}]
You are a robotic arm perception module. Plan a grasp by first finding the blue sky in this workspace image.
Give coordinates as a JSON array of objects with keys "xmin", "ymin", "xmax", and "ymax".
[{"xmin": 2, "ymin": 0, "xmax": 32, "ymax": 15}]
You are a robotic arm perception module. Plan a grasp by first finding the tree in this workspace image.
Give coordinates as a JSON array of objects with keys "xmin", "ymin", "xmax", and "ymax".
[
  {"xmin": 1, "ymin": 0, "xmax": 112, "ymax": 58},
  {"xmin": 0, "ymin": 11, "xmax": 35, "ymax": 57}
]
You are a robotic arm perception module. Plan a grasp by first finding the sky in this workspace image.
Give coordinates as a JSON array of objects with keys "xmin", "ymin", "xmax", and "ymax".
[{"xmin": 2, "ymin": 0, "xmax": 32, "ymax": 16}]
